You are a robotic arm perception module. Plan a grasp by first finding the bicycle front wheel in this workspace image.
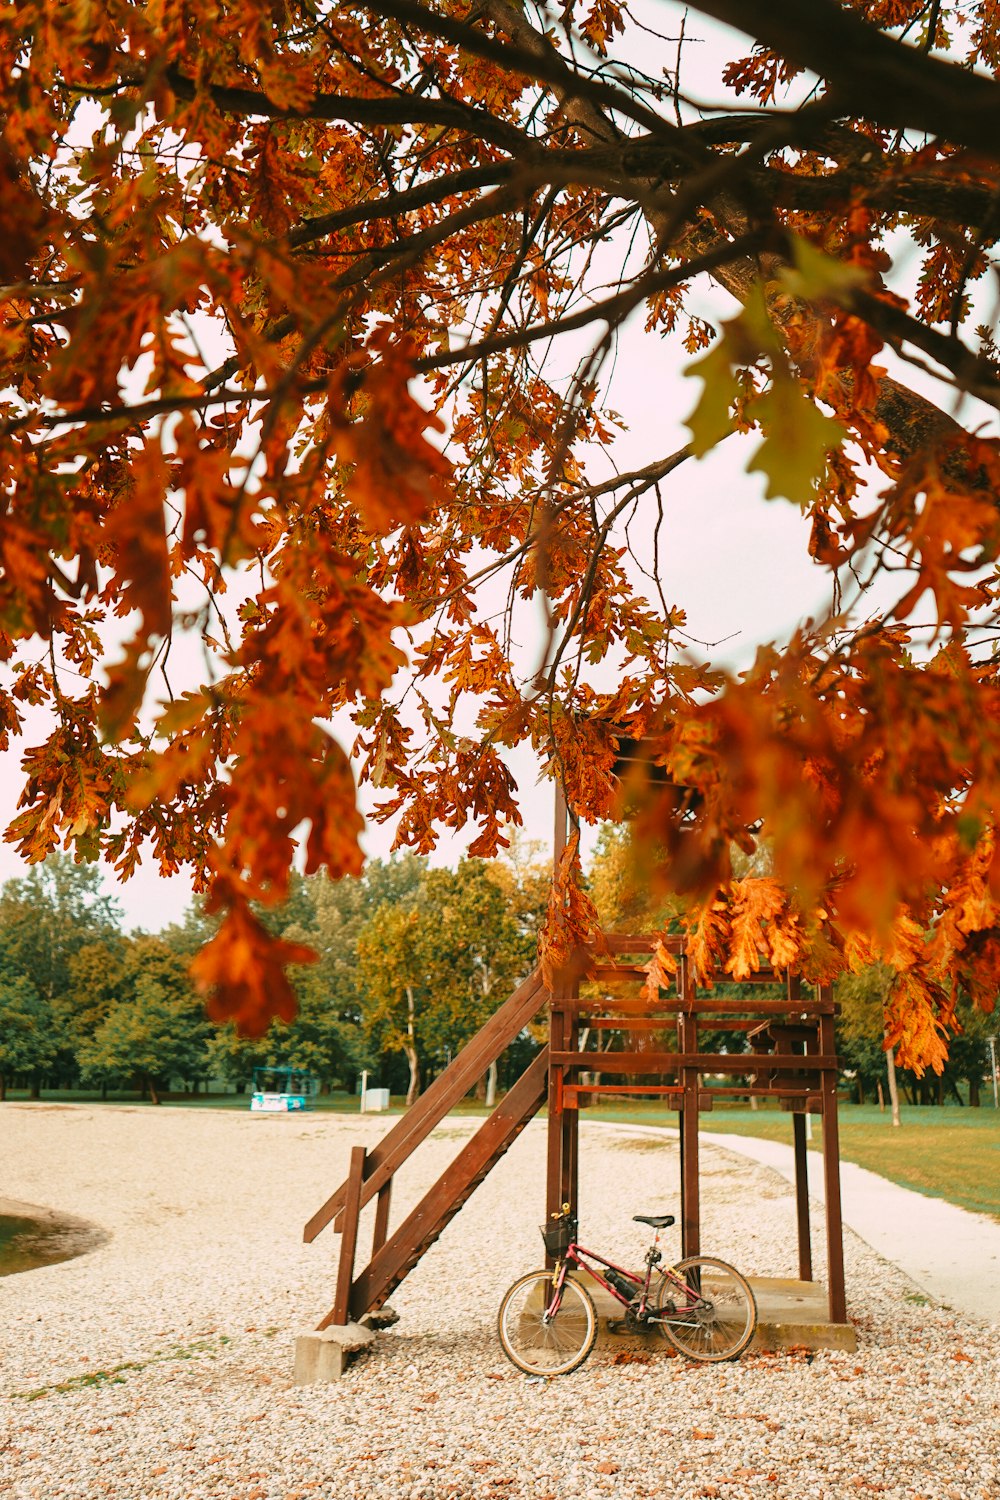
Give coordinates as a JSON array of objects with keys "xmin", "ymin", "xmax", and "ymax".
[
  {"xmin": 654, "ymin": 1256, "xmax": 757, "ymax": 1363},
  {"xmin": 498, "ymin": 1271, "xmax": 597, "ymax": 1376}
]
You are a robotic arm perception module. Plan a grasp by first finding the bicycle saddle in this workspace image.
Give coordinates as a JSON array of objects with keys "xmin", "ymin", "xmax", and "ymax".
[{"xmin": 633, "ymin": 1214, "xmax": 675, "ymax": 1228}]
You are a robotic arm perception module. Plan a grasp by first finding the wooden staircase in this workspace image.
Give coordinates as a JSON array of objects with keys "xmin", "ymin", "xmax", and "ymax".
[{"xmin": 305, "ymin": 969, "xmax": 548, "ymax": 1329}]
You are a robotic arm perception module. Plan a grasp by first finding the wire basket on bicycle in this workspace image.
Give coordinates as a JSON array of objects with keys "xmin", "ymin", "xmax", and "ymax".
[{"xmin": 540, "ymin": 1212, "xmax": 576, "ymax": 1257}]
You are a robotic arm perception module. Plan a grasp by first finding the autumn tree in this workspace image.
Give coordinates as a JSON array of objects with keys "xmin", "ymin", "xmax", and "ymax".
[
  {"xmin": 0, "ymin": 856, "xmax": 124, "ymax": 1092},
  {"xmin": 6, "ymin": 2, "xmax": 1000, "ymax": 1069},
  {"xmin": 415, "ymin": 860, "xmax": 535, "ymax": 1102},
  {"xmin": 357, "ymin": 903, "xmax": 427, "ymax": 1105}
]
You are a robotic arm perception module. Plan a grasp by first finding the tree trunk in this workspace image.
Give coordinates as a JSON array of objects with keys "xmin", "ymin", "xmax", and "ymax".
[
  {"xmin": 886, "ymin": 1046, "xmax": 901, "ymax": 1127},
  {"xmin": 147, "ymin": 1075, "xmax": 161, "ymax": 1106},
  {"xmin": 404, "ymin": 1045, "xmax": 420, "ymax": 1107},
  {"xmin": 30, "ymin": 1072, "xmax": 41, "ymax": 1100},
  {"xmin": 969, "ymin": 1075, "xmax": 981, "ymax": 1107},
  {"xmin": 485, "ymin": 1058, "xmax": 498, "ymax": 1108},
  {"xmin": 404, "ymin": 983, "xmax": 421, "ymax": 1107},
  {"xmin": 0, "ymin": 1073, "xmax": 6, "ymax": 1102}
]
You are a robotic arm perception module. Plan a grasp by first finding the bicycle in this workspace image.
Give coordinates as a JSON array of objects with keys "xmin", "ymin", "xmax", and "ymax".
[{"xmin": 497, "ymin": 1208, "xmax": 757, "ymax": 1376}]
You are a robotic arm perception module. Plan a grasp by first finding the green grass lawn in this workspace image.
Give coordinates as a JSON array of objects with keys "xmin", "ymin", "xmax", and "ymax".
[{"xmin": 581, "ymin": 1098, "xmax": 1000, "ymax": 1220}]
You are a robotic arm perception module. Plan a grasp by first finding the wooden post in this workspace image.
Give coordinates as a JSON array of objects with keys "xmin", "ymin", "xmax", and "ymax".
[
  {"xmin": 679, "ymin": 958, "xmax": 700, "ymax": 1260},
  {"xmin": 818, "ymin": 995, "xmax": 847, "ymax": 1323},
  {"xmin": 789, "ymin": 968, "xmax": 813, "ymax": 1282},
  {"xmin": 546, "ymin": 998, "xmax": 566, "ymax": 1237},
  {"xmin": 561, "ymin": 974, "xmax": 580, "ymax": 1213},
  {"xmin": 372, "ymin": 1180, "xmax": 392, "ymax": 1256},
  {"xmin": 792, "ymin": 1111, "xmax": 813, "ymax": 1282},
  {"xmin": 329, "ymin": 1145, "xmax": 366, "ymax": 1328}
]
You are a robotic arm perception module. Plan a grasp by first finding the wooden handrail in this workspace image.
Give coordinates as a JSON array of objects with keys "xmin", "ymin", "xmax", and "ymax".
[
  {"xmin": 303, "ymin": 968, "xmax": 545, "ymax": 1243},
  {"xmin": 322, "ymin": 1047, "xmax": 549, "ymax": 1326}
]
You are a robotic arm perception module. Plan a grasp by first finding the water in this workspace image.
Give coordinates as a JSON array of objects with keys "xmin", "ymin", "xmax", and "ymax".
[{"xmin": 0, "ymin": 1211, "xmax": 106, "ymax": 1276}]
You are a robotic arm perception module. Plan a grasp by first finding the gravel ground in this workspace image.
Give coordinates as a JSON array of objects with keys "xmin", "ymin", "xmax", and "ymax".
[{"xmin": 1, "ymin": 1103, "xmax": 997, "ymax": 1500}]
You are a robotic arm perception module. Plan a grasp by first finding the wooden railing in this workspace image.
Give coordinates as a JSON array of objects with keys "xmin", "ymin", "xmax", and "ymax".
[{"xmin": 305, "ymin": 968, "xmax": 548, "ymax": 1327}]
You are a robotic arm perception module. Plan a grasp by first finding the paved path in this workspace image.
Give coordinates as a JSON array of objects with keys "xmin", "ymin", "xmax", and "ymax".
[
  {"xmin": 588, "ymin": 1122, "xmax": 1000, "ymax": 1326},
  {"xmin": 708, "ymin": 1132, "xmax": 1000, "ymax": 1327}
]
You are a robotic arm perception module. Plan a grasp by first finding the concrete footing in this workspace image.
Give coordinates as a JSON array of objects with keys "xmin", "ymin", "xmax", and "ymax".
[
  {"xmin": 292, "ymin": 1276, "xmax": 856, "ymax": 1384},
  {"xmin": 292, "ymin": 1321, "xmax": 375, "ymax": 1385},
  {"xmin": 580, "ymin": 1269, "xmax": 857, "ymax": 1356},
  {"xmin": 752, "ymin": 1275, "xmax": 857, "ymax": 1352}
]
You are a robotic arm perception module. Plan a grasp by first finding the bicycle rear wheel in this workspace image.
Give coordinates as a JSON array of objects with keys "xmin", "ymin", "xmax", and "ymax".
[
  {"xmin": 653, "ymin": 1255, "xmax": 757, "ymax": 1363},
  {"xmin": 497, "ymin": 1270, "xmax": 597, "ymax": 1376}
]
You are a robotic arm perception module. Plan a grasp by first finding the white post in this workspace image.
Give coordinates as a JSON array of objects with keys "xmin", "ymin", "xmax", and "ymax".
[
  {"xmin": 990, "ymin": 1038, "xmax": 998, "ymax": 1110},
  {"xmin": 360, "ymin": 1069, "xmax": 369, "ymax": 1114}
]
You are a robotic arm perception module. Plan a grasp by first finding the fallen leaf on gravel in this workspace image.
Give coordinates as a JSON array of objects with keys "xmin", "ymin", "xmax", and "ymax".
[
  {"xmin": 952, "ymin": 1351, "xmax": 973, "ymax": 1363},
  {"xmin": 612, "ymin": 1350, "xmax": 651, "ymax": 1365},
  {"xmin": 691, "ymin": 1429, "xmax": 715, "ymax": 1440},
  {"xmin": 595, "ymin": 1462, "xmax": 620, "ymax": 1474}
]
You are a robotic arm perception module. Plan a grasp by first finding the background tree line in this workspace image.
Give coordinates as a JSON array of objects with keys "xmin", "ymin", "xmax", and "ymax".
[
  {"xmin": 0, "ymin": 838, "xmax": 994, "ymax": 1108},
  {"xmin": 0, "ymin": 848, "xmax": 548, "ymax": 1104}
]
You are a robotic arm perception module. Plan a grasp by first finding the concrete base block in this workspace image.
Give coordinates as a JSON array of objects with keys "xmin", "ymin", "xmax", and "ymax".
[
  {"xmin": 579, "ymin": 1269, "xmax": 857, "ymax": 1357},
  {"xmin": 293, "ymin": 1321, "xmax": 376, "ymax": 1385}
]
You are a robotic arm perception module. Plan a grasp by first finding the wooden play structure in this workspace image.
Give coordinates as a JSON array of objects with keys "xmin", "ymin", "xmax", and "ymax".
[{"xmin": 303, "ymin": 794, "xmax": 848, "ymax": 1336}]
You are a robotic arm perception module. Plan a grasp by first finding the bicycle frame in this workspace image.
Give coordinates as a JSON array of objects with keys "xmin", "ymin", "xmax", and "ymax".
[{"xmin": 547, "ymin": 1234, "xmax": 703, "ymax": 1325}]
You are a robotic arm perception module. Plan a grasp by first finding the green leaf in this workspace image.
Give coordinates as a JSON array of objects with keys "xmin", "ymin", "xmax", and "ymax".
[
  {"xmin": 781, "ymin": 236, "xmax": 868, "ymax": 303},
  {"xmin": 746, "ymin": 378, "xmax": 843, "ymax": 504},
  {"xmin": 684, "ymin": 286, "xmax": 781, "ymax": 458},
  {"xmin": 684, "ymin": 338, "xmax": 740, "ymax": 457}
]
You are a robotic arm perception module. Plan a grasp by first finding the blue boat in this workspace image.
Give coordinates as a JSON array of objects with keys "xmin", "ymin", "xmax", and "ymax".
[{"xmin": 250, "ymin": 1066, "xmax": 317, "ymax": 1112}]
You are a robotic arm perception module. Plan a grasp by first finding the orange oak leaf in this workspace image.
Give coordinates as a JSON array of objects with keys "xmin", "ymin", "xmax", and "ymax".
[{"xmin": 190, "ymin": 895, "xmax": 318, "ymax": 1037}]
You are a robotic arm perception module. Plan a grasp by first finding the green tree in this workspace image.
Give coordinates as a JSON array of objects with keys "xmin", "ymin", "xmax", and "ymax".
[
  {"xmin": 52, "ymin": 938, "xmax": 128, "ymax": 1083},
  {"xmin": 78, "ymin": 936, "xmax": 210, "ymax": 1103},
  {"xmin": 203, "ymin": 857, "xmax": 426, "ymax": 1093},
  {"xmin": 204, "ymin": 1023, "xmax": 275, "ymax": 1095},
  {"xmin": 0, "ymin": 855, "xmax": 124, "ymax": 1094},
  {"xmin": 836, "ymin": 965, "xmax": 902, "ymax": 1124},
  {"xmin": 947, "ymin": 1000, "xmax": 995, "ymax": 1108},
  {"xmin": 0, "ymin": 964, "xmax": 57, "ymax": 1101},
  {"xmin": 0, "ymin": 856, "xmax": 122, "ymax": 1001},
  {"xmin": 356, "ymin": 858, "xmax": 540, "ymax": 1106},
  {"xmin": 416, "ymin": 861, "xmax": 534, "ymax": 1103}
]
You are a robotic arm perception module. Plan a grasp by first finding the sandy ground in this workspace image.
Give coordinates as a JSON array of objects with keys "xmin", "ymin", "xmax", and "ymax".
[{"xmin": 1, "ymin": 1103, "xmax": 998, "ymax": 1500}]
